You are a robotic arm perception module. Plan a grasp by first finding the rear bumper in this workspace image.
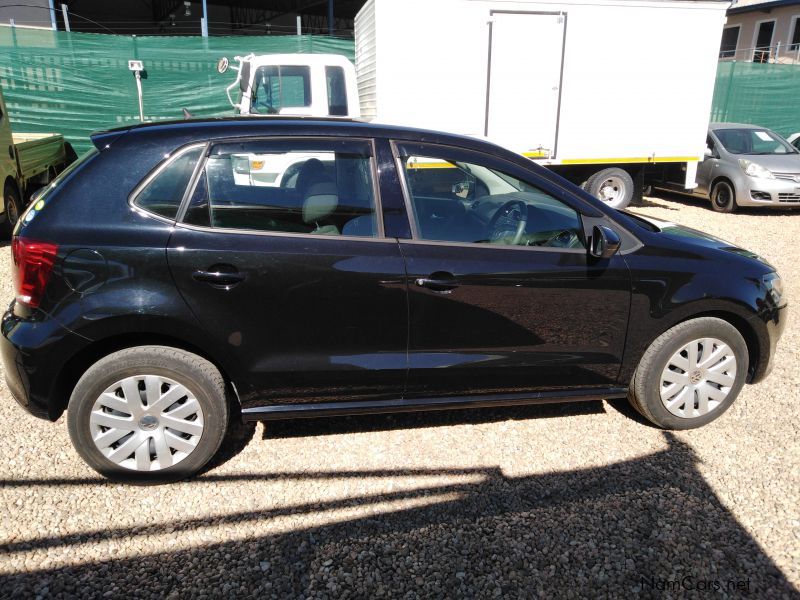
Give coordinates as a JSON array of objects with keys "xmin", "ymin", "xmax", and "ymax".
[{"xmin": 1, "ymin": 302, "xmax": 87, "ymax": 421}]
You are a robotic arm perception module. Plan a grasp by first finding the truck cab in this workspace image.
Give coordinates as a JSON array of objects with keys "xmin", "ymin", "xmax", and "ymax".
[{"xmin": 222, "ymin": 53, "xmax": 360, "ymax": 119}]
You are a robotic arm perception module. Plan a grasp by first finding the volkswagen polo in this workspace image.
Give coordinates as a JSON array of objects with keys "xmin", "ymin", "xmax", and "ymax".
[{"xmin": 1, "ymin": 118, "xmax": 787, "ymax": 482}]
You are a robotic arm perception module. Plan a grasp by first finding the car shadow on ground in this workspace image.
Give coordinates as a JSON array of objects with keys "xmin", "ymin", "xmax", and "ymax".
[{"xmin": 1, "ymin": 432, "xmax": 796, "ymax": 597}]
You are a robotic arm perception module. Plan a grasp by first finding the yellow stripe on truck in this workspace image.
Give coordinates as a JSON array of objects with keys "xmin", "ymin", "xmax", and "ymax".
[{"xmin": 559, "ymin": 156, "xmax": 700, "ymax": 165}]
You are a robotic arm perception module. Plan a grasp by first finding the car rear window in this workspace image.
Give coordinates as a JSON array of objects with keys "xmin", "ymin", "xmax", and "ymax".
[{"xmin": 133, "ymin": 146, "xmax": 204, "ymax": 219}]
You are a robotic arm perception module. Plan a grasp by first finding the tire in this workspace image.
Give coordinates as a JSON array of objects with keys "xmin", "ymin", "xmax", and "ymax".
[
  {"xmin": 585, "ymin": 167, "xmax": 634, "ymax": 210},
  {"xmin": 2, "ymin": 183, "xmax": 22, "ymax": 238},
  {"xmin": 67, "ymin": 346, "xmax": 229, "ymax": 483},
  {"xmin": 710, "ymin": 180, "xmax": 737, "ymax": 213},
  {"xmin": 627, "ymin": 317, "xmax": 748, "ymax": 430}
]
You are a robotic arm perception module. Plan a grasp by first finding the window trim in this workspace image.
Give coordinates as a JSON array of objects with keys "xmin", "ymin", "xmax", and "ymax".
[
  {"xmin": 719, "ymin": 24, "xmax": 740, "ymax": 58},
  {"xmin": 129, "ymin": 142, "xmax": 209, "ymax": 224},
  {"xmin": 173, "ymin": 136, "xmax": 388, "ymax": 241},
  {"xmin": 751, "ymin": 18, "xmax": 776, "ymax": 61},
  {"xmin": 789, "ymin": 14, "xmax": 800, "ymax": 52},
  {"xmin": 390, "ymin": 139, "xmax": 588, "ymax": 254}
]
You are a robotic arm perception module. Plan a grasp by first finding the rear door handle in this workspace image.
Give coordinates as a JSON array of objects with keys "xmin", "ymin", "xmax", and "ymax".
[{"xmin": 192, "ymin": 268, "xmax": 245, "ymax": 288}]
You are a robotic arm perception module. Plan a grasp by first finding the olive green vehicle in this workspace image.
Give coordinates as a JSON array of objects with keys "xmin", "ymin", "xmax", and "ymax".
[{"xmin": 0, "ymin": 88, "xmax": 72, "ymax": 237}]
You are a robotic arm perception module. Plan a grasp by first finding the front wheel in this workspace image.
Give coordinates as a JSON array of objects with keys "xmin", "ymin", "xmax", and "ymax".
[
  {"xmin": 627, "ymin": 317, "xmax": 748, "ymax": 430},
  {"xmin": 710, "ymin": 180, "xmax": 737, "ymax": 213},
  {"xmin": 67, "ymin": 346, "xmax": 229, "ymax": 483}
]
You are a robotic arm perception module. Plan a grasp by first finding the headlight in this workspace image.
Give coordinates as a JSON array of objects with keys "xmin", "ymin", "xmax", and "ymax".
[
  {"xmin": 763, "ymin": 272, "xmax": 784, "ymax": 304},
  {"xmin": 739, "ymin": 159, "xmax": 775, "ymax": 179}
]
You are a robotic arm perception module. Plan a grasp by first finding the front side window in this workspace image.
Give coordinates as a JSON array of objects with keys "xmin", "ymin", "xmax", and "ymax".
[
  {"xmin": 252, "ymin": 65, "xmax": 311, "ymax": 114},
  {"xmin": 714, "ymin": 128, "xmax": 797, "ymax": 155},
  {"xmin": 184, "ymin": 139, "xmax": 378, "ymax": 238},
  {"xmin": 134, "ymin": 146, "xmax": 203, "ymax": 219},
  {"xmin": 398, "ymin": 149, "xmax": 584, "ymax": 249}
]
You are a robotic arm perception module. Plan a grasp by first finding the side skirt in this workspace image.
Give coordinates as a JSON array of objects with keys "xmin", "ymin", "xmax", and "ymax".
[{"xmin": 241, "ymin": 387, "xmax": 628, "ymax": 421}]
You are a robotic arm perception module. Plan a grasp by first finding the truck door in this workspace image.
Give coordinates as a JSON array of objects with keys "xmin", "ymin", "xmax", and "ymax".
[{"xmin": 486, "ymin": 12, "xmax": 566, "ymax": 157}]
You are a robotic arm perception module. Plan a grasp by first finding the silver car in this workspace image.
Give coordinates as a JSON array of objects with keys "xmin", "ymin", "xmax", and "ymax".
[{"xmin": 694, "ymin": 123, "xmax": 800, "ymax": 212}]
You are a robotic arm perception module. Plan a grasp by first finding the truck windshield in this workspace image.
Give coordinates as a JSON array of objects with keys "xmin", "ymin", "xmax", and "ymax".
[
  {"xmin": 251, "ymin": 65, "xmax": 311, "ymax": 114},
  {"xmin": 714, "ymin": 128, "xmax": 798, "ymax": 155}
]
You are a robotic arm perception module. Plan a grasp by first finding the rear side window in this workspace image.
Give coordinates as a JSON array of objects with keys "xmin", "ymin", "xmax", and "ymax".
[
  {"xmin": 326, "ymin": 66, "xmax": 348, "ymax": 116},
  {"xmin": 183, "ymin": 138, "xmax": 379, "ymax": 238},
  {"xmin": 133, "ymin": 146, "xmax": 203, "ymax": 219}
]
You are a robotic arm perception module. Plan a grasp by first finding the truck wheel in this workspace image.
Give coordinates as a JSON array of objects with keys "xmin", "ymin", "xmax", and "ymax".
[
  {"xmin": 2, "ymin": 184, "xmax": 22, "ymax": 238},
  {"xmin": 67, "ymin": 346, "xmax": 229, "ymax": 483},
  {"xmin": 585, "ymin": 168, "xmax": 634, "ymax": 210},
  {"xmin": 710, "ymin": 180, "xmax": 737, "ymax": 213}
]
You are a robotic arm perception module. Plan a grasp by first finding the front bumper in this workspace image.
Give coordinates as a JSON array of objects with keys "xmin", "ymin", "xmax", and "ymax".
[
  {"xmin": 738, "ymin": 176, "xmax": 800, "ymax": 207},
  {"xmin": 1, "ymin": 302, "xmax": 88, "ymax": 421}
]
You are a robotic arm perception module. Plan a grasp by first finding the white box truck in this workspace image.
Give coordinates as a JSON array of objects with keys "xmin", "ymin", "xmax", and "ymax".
[{"xmin": 221, "ymin": 0, "xmax": 729, "ymax": 209}]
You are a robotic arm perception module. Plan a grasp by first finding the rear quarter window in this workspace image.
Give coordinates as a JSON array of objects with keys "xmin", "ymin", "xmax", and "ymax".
[{"xmin": 133, "ymin": 146, "xmax": 204, "ymax": 219}]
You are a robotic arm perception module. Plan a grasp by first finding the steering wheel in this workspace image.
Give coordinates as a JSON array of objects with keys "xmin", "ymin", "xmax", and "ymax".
[{"xmin": 487, "ymin": 200, "xmax": 528, "ymax": 245}]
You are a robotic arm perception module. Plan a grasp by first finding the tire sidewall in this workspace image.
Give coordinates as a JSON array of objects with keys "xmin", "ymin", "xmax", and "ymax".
[
  {"xmin": 587, "ymin": 168, "xmax": 634, "ymax": 210},
  {"xmin": 67, "ymin": 349, "xmax": 228, "ymax": 483},
  {"xmin": 637, "ymin": 320, "xmax": 748, "ymax": 430},
  {"xmin": 3, "ymin": 185, "xmax": 21, "ymax": 235}
]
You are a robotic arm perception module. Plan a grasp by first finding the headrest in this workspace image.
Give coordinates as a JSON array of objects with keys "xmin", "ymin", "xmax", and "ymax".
[{"xmin": 303, "ymin": 182, "xmax": 338, "ymax": 224}]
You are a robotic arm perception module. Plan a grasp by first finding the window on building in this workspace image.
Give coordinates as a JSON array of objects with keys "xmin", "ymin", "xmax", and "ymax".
[
  {"xmin": 790, "ymin": 16, "xmax": 800, "ymax": 52},
  {"xmin": 719, "ymin": 26, "xmax": 740, "ymax": 58}
]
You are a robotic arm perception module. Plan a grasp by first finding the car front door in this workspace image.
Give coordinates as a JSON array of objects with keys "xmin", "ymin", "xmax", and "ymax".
[
  {"xmin": 392, "ymin": 142, "xmax": 631, "ymax": 400},
  {"xmin": 165, "ymin": 137, "xmax": 408, "ymax": 413}
]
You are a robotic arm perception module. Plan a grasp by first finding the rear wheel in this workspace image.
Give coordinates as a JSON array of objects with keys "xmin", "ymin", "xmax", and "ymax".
[
  {"xmin": 2, "ymin": 184, "xmax": 22, "ymax": 238},
  {"xmin": 710, "ymin": 180, "xmax": 737, "ymax": 213},
  {"xmin": 585, "ymin": 168, "xmax": 634, "ymax": 210},
  {"xmin": 67, "ymin": 346, "xmax": 229, "ymax": 483},
  {"xmin": 628, "ymin": 317, "xmax": 748, "ymax": 430}
]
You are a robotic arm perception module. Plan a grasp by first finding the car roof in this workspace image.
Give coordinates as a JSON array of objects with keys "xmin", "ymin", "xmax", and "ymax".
[
  {"xmin": 91, "ymin": 116, "xmax": 495, "ymax": 154},
  {"xmin": 709, "ymin": 122, "xmax": 773, "ymax": 130}
]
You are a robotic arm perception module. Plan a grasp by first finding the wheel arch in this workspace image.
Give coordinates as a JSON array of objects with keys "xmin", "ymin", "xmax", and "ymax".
[
  {"xmin": 670, "ymin": 310, "xmax": 761, "ymax": 383},
  {"xmin": 50, "ymin": 331, "xmax": 242, "ymax": 420}
]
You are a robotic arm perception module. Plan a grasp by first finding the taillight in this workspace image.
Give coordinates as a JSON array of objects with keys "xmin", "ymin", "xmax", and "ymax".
[{"xmin": 11, "ymin": 237, "xmax": 59, "ymax": 309}]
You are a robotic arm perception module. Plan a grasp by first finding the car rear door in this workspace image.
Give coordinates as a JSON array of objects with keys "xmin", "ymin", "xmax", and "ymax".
[
  {"xmin": 392, "ymin": 141, "xmax": 631, "ymax": 400},
  {"xmin": 165, "ymin": 137, "xmax": 408, "ymax": 414}
]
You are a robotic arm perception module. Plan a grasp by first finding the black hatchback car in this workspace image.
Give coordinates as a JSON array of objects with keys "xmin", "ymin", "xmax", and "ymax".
[{"xmin": 1, "ymin": 118, "xmax": 787, "ymax": 482}]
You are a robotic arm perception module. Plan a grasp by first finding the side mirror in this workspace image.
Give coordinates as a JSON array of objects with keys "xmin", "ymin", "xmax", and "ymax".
[
  {"xmin": 452, "ymin": 181, "xmax": 472, "ymax": 199},
  {"xmin": 703, "ymin": 146, "xmax": 713, "ymax": 159},
  {"xmin": 217, "ymin": 57, "xmax": 229, "ymax": 74},
  {"xmin": 589, "ymin": 225, "xmax": 621, "ymax": 259}
]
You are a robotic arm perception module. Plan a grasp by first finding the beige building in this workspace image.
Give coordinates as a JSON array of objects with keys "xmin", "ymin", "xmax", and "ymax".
[{"xmin": 720, "ymin": 0, "xmax": 800, "ymax": 62}]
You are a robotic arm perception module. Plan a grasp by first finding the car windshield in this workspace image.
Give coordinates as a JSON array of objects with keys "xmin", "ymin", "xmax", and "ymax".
[{"xmin": 713, "ymin": 128, "xmax": 798, "ymax": 155}]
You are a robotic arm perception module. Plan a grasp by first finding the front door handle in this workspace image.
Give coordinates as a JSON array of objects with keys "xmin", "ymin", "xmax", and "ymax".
[
  {"xmin": 415, "ymin": 272, "xmax": 459, "ymax": 293},
  {"xmin": 192, "ymin": 267, "xmax": 245, "ymax": 288}
]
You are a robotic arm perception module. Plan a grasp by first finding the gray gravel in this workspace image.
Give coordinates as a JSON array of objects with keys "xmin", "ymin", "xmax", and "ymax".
[{"xmin": 0, "ymin": 191, "xmax": 798, "ymax": 599}]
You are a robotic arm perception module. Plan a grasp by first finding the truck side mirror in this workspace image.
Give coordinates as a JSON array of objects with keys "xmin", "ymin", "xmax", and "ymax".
[
  {"xmin": 589, "ymin": 225, "xmax": 621, "ymax": 259},
  {"xmin": 217, "ymin": 57, "xmax": 229, "ymax": 74}
]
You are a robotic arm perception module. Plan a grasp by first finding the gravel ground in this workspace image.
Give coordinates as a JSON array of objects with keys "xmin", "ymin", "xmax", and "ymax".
[{"xmin": 0, "ymin": 191, "xmax": 798, "ymax": 599}]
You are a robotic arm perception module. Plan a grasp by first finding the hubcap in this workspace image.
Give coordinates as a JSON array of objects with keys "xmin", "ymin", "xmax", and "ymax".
[
  {"xmin": 660, "ymin": 338, "xmax": 737, "ymax": 419},
  {"xmin": 89, "ymin": 375, "xmax": 204, "ymax": 471},
  {"xmin": 598, "ymin": 176, "xmax": 626, "ymax": 205}
]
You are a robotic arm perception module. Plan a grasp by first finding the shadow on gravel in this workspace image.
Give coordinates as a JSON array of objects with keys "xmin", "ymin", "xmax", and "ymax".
[
  {"xmin": 649, "ymin": 190, "xmax": 800, "ymax": 216},
  {"xmin": 1, "ymin": 433, "xmax": 796, "ymax": 597},
  {"xmin": 261, "ymin": 400, "xmax": 606, "ymax": 439}
]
